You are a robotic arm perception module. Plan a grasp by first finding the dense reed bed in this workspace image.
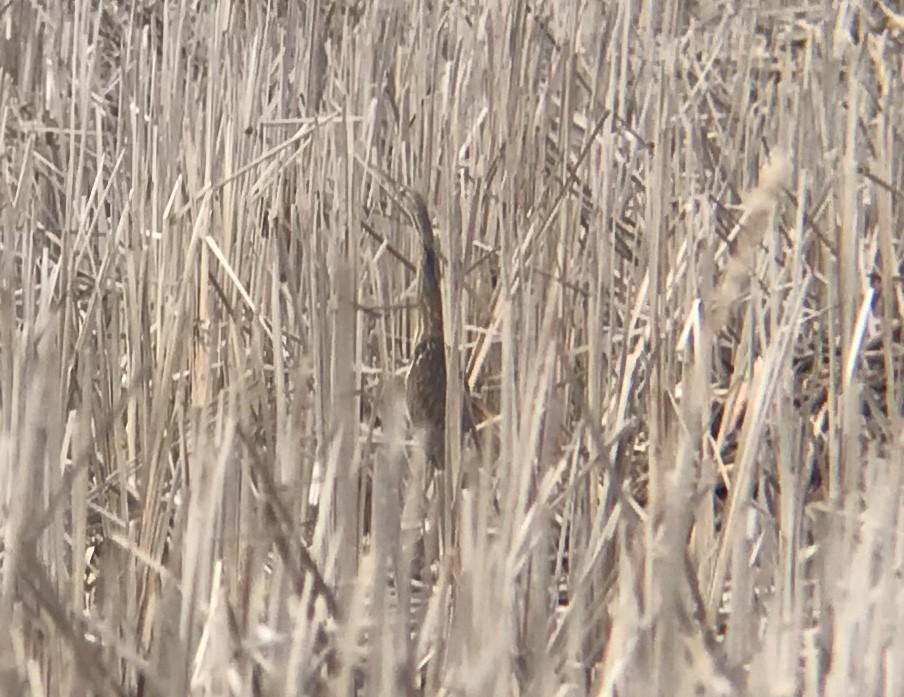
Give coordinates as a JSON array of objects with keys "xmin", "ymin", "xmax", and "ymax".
[{"xmin": 0, "ymin": 1, "xmax": 902, "ymax": 695}]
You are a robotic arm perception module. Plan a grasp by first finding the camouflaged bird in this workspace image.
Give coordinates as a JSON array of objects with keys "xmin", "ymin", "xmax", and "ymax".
[{"xmin": 400, "ymin": 190, "xmax": 479, "ymax": 468}]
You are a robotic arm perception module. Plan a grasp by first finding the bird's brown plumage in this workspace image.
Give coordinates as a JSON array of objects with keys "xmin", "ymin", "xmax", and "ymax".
[{"xmin": 401, "ymin": 190, "xmax": 449, "ymax": 467}]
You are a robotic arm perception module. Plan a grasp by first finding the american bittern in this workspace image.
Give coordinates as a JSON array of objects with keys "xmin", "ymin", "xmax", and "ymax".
[{"xmin": 399, "ymin": 190, "xmax": 476, "ymax": 468}]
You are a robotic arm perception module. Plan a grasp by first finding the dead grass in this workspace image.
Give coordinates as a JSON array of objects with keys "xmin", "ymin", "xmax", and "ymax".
[{"xmin": 0, "ymin": 1, "xmax": 903, "ymax": 695}]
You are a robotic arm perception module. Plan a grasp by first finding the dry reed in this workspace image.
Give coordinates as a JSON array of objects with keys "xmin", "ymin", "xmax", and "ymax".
[{"xmin": 0, "ymin": 2, "xmax": 902, "ymax": 695}]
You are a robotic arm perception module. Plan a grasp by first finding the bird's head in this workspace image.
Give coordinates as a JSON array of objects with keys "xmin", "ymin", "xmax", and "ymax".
[{"xmin": 399, "ymin": 188, "xmax": 444, "ymax": 337}]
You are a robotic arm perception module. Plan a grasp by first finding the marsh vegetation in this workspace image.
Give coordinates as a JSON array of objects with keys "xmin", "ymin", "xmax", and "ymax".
[{"xmin": 0, "ymin": 1, "xmax": 903, "ymax": 695}]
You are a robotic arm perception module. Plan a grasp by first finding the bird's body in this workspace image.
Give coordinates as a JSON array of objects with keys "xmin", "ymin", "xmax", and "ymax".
[
  {"xmin": 402, "ymin": 191, "xmax": 449, "ymax": 468},
  {"xmin": 407, "ymin": 335, "xmax": 446, "ymax": 466},
  {"xmin": 399, "ymin": 189, "xmax": 484, "ymax": 471}
]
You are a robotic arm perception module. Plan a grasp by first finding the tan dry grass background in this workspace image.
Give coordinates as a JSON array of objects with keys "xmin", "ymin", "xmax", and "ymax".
[{"xmin": 1, "ymin": 1, "xmax": 903, "ymax": 695}]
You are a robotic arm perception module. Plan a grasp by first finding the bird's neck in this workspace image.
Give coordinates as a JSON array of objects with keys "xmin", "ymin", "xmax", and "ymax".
[
  {"xmin": 417, "ymin": 284, "xmax": 444, "ymax": 342},
  {"xmin": 417, "ymin": 243, "xmax": 444, "ymax": 342}
]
